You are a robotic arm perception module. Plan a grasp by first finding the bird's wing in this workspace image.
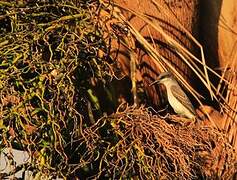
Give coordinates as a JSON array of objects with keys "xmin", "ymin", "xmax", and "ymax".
[{"xmin": 170, "ymin": 84, "xmax": 196, "ymax": 115}]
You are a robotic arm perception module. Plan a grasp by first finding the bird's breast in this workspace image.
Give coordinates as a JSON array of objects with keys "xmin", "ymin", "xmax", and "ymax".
[{"xmin": 166, "ymin": 88, "xmax": 195, "ymax": 119}]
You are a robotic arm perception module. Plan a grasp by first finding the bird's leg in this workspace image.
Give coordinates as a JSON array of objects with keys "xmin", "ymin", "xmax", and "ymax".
[
  {"xmin": 169, "ymin": 115, "xmax": 195, "ymax": 126},
  {"xmin": 157, "ymin": 105, "xmax": 169, "ymax": 113}
]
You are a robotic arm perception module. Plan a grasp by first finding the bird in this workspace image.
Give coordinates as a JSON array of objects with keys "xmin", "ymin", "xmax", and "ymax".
[{"xmin": 150, "ymin": 71, "xmax": 196, "ymax": 120}]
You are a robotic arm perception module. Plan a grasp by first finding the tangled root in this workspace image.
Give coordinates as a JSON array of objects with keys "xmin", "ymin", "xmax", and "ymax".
[{"xmin": 78, "ymin": 105, "xmax": 237, "ymax": 179}]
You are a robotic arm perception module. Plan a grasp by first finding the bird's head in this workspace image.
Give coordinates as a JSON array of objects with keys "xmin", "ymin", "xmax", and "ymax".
[{"xmin": 150, "ymin": 71, "xmax": 173, "ymax": 86}]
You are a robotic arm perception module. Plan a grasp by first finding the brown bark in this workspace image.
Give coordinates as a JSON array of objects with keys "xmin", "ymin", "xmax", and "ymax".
[
  {"xmin": 199, "ymin": 0, "xmax": 237, "ymax": 149},
  {"xmin": 112, "ymin": 0, "xmax": 199, "ymax": 107},
  {"xmin": 217, "ymin": 0, "xmax": 237, "ymax": 149},
  {"xmin": 218, "ymin": 0, "xmax": 237, "ymax": 68}
]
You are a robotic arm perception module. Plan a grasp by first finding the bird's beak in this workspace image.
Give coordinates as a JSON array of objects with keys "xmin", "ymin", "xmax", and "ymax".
[
  {"xmin": 149, "ymin": 73, "xmax": 164, "ymax": 86},
  {"xmin": 149, "ymin": 79, "xmax": 161, "ymax": 86}
]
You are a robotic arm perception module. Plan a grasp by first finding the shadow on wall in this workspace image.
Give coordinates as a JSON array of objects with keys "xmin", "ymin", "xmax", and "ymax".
[
  {"xmin": 198, "ymin": 0, "xmax": 223, "ymax": 107},
  {"xmin": 199, "ymin": 0, "xmax": 223, "ymax": 68}
]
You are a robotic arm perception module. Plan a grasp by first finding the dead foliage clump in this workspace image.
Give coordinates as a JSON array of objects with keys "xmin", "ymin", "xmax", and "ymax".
[
  {"xmin": 78, "ymin": 105, "xmax": 237, "ymax": 179},
  {"xmin": 0, "ymin": 0, "xmax": 116, "ymax": 178}
]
